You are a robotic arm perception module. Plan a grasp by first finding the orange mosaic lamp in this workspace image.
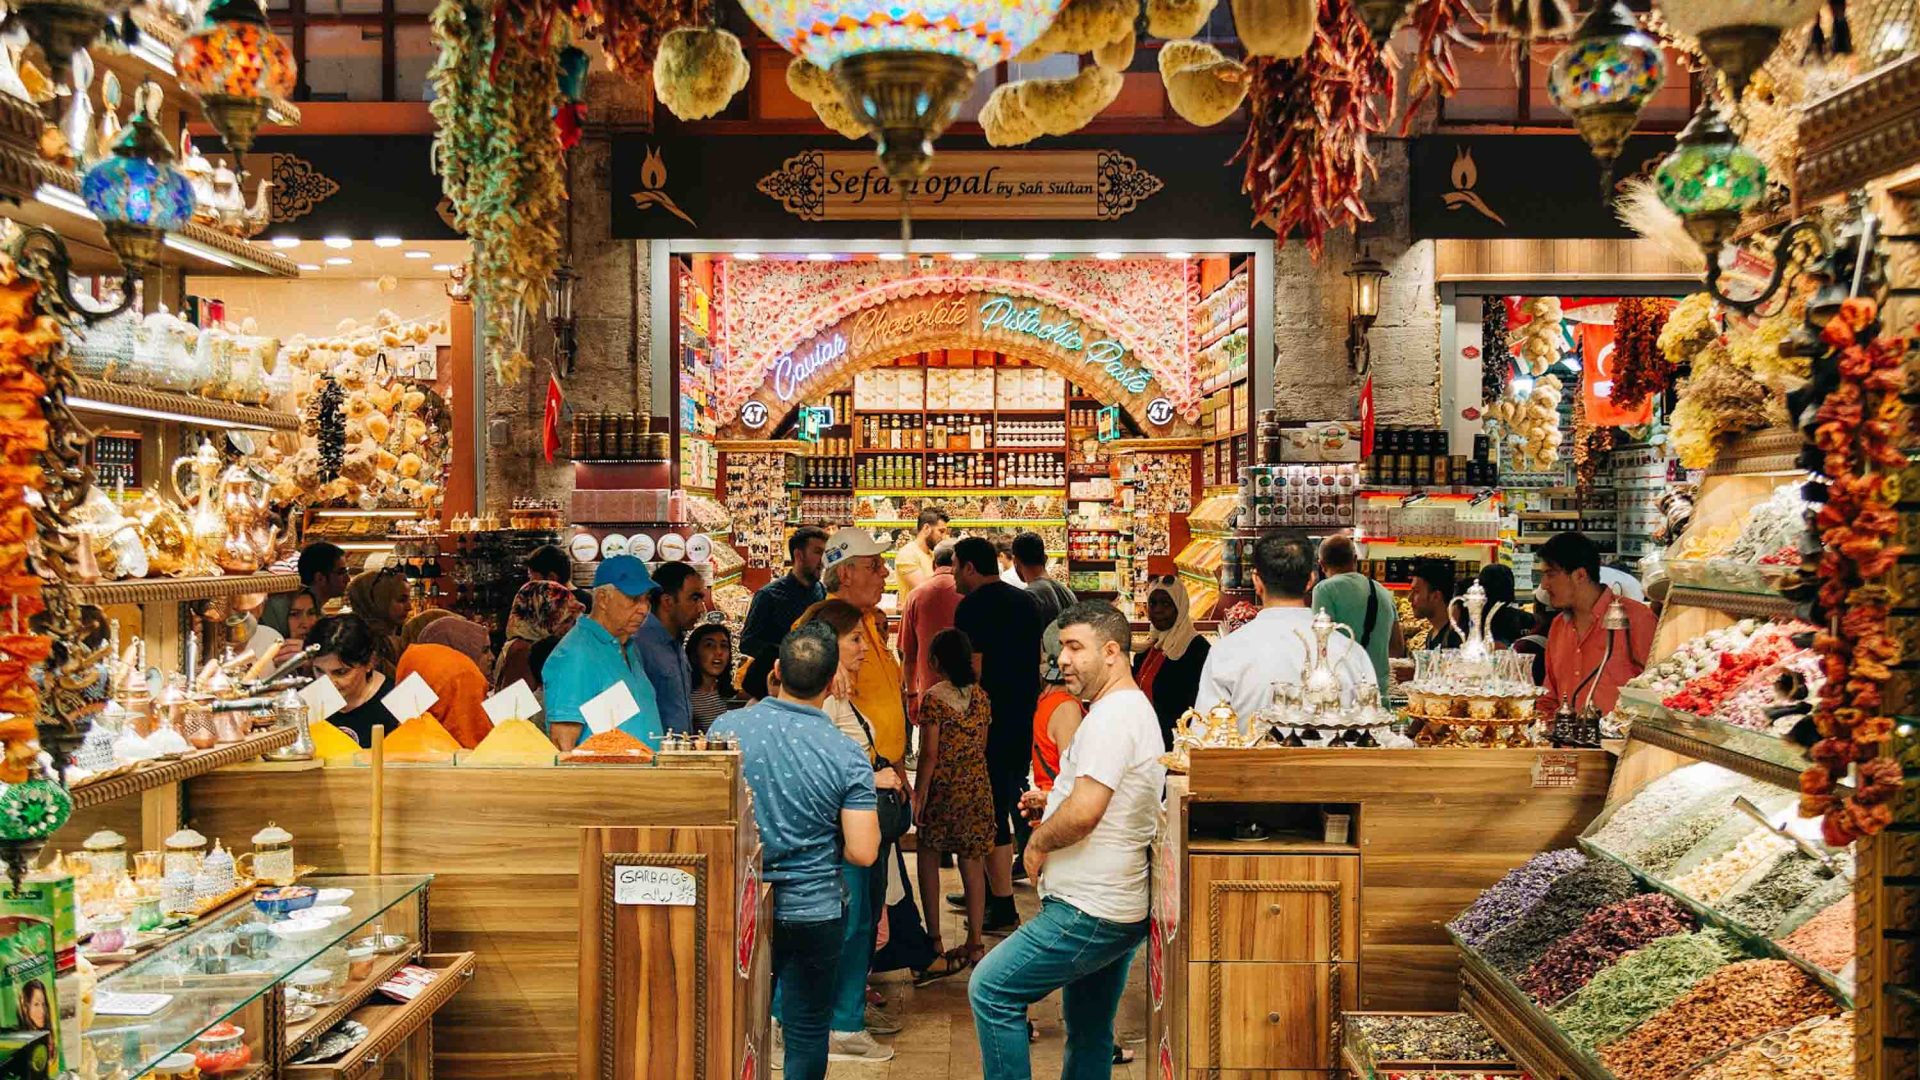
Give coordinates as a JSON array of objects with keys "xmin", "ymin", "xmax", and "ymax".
[{"xmin": 174, "ymin": 0, "xmax": 296, "ymax": 159}]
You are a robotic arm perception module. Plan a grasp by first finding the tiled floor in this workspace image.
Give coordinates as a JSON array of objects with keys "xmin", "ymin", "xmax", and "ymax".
[{"xmin": 824, "ymin": 868, "xmax": 1148, "ymax": 1079}]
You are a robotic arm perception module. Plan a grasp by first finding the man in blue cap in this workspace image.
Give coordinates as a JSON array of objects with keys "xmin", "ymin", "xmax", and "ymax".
[{"xmin": 542, "ymin": 555, "xmax": 664, "ymax": 751}]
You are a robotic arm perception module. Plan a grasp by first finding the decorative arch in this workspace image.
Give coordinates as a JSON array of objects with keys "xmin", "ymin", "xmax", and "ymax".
[{"xmin": 718, "ymin": 284, "xmax": 1197, "ymax": 437}]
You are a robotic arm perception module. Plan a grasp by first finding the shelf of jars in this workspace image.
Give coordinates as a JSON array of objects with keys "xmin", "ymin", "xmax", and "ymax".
[
  {"xmin": 72, "ymin": 570, "xmax": 301, "ymax": 607},
  {"xmin": 69, "ymin": 376, "xmax": 303, "ymax": 432},
  {"xmin": 69, "ymin": 725, "xmax": 297, "ymax": 810}
]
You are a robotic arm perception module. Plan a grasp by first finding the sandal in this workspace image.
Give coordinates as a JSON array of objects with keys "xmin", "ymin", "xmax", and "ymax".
[
  {"xmin": 1112, "ymin": 1044, "xmax": 1136, "ymax": 1065},
  {"xmin": 913, "ymin": 943, "xmax": 984, "ymax": 986}
]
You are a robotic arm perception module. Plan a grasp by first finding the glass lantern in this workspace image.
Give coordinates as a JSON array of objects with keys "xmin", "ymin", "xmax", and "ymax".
[
  {"xmin": 1656, "ymin": 98, "xmax": 1767, "ymax": 254},
  {"xmin": 1547, "ymin": 1, "xmax": 1667, "ymax": 178},
  {"xmin": 81, "ymin": 107, "xmax": 195, "ymax": 274},
  {"xmin": 175, "ymin": 0, "xmax": 297, "ymax": 158}
]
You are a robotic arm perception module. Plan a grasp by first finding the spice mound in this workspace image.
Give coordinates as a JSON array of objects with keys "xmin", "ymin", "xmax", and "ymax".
[
  {"xmin": 1595, "ymin": 959, "xmax": 1838, "ymax": 1080},
  {"xmin": 1476, "ymin": 859, "xmax": 1637, "ymax": 978},
  {"xmin": 384, "ymin": 715, "xmax": 461, "ymax": 762},
  {"xmin": 1718, "ymin": 851, "xmax": 1836, "ymax": 935},
  {"xmin": 1345, "ymin": 1013, "xmax": 1509, "ymax": 1063},
  {"xmin": 465, "ymin": 718, "xmax": 557, "ymax": 766},
  {"xmin": 1688, "ymin": 1011, "xmax": 1853, "ymax": 1080},
  {"xmin": 1775, "ymin": 898, "xmax": 1853, "ymax": 973},
  {"xmin": 1516, "ymin": 893, "xmax": 1695, "ymax": 1006},
  {"xmin": 1550, "ymin": 928, "xmax": 1744, "ymax": 1049},
  {"xmin": 563, "ymin": 728, "xmax": 657, "ymax": 765},
  {"xmin": 1448, "ymin": 848, "xmax": 1587, "ymax": 948}
]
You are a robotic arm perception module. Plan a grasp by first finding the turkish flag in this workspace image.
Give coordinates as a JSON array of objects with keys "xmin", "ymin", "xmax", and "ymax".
[
  {"xmin": 1577, "ymin": 324, "xmax": 1652, "ymax": 426},
  {"xmin": 543, "ymin": 374, "xmax": 564, "ymax": 463},
  {"xmin": 1359, "ymin": 374, "xmax": 1376, "ymax": 459}
]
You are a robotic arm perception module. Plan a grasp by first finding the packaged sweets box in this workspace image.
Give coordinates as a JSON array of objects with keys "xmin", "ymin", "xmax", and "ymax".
[{"xmin": 0, "ymin": 877, "xmax": 73, "ymax": 974}]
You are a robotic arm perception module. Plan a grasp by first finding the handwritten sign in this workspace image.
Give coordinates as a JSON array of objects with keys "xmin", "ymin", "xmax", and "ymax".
[
  {"xmin": 581, "ymin": 681, "xmax": 642, "ymax": 735},
  {"xmin": 756, "ymin": 150, "xmax": 1164, "ymax": 222},
  {"xmin": 299, "ymin": 676, "xmax": 347, "ymax": 723},
  {"xmin": 614, "ymin": 865, "xmax": 697, "ymax": 906}
]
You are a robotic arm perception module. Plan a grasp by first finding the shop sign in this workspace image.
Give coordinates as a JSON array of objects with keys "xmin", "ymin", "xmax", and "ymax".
[
  {"xmin": 1410, "ymin": 134, "xmax": 1676, "ymax": 239},
  {"xmin": 770, "ymin": 334, "xmax": 849, "ymax": 402},
  {"xmin": 739, "ymin": 400, "xmax": 770, "ymax": 428},
  {"xmin": 979, "ymin": 297, "xmax": 1153, "ymax": 392},
  {"xmin": 756, "ymin": 150, "xmax": 1163, "ymax": 222},
  {"xmin": 1532, "ymin": 752, "xmax": 1581, "ymax": 788},
  {"xmin": 613, "ymin": 865, "xmax": 696, "ymax": 906},
  {"xmin": 1146, "ymin": 397, "xmax": 1176, "ymax": 426}
]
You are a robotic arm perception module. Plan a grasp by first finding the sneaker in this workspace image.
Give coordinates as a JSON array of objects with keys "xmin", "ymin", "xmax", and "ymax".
[
  {"xmin": 828, "ymin": 1030, "xmax": 896, "ymax": 1063},
  {"xmin": 771, "ymin": 1021, "xmax": 783, "ymax": 1070},
  {"xmin": 864, "ymin": 1004, "xmax": 904, "ymax": 1035},
  {"xmin": 946, "ymin": 891, "xmax": 966, "ymax": 910}
]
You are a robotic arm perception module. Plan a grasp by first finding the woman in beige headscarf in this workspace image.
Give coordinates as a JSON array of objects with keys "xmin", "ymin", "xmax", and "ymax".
[
  {"xmin": 1132, "ymin": 574, "xmax": 1210, "ymax": 749},
  {"xmin": 401, "ymin": 608, "xmax": 457, "ymax": 649},
  {"xmin": 345, "ymin": 569, "xmax": 411, "ymax": 678}
]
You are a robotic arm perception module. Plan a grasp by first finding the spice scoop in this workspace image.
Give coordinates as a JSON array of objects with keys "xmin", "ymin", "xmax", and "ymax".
[{"xmin": 1731, "ymin": 795, "xmax": 1851, "ymax": 878}]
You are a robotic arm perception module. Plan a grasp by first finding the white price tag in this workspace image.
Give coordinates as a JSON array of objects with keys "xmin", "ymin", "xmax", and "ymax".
[
  {"xmin": 482, "ymin": 680, "xmax": 542, "ymax": 725},
  {"xmin": 299, "ymin": 677, "xmax": 346, "ymax": 723},
  {"xmin": 614, "ymin": 865, "xmax": 696, "ymax": 906},
  {"xmin": 580, "ymin": 681, "xmax": 642, "ymax": 735},
  {"xmin": 381, "ymin": 672, "xmax": 439, "ymax": 724}
]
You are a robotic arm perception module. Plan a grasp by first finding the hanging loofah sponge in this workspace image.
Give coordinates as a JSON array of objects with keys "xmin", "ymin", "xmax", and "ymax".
[
  {"xmin": 1148, "ymin": 0, "xmax": 1218, "ymax": 39},
  {"xmin": 653, "ymin": 28, "xmax": 751, "ymax": 122},
  {"xmin": 786, "ymin": 56, "xmax": 869, "ymax": 140},
  {"xmin": 1018, "ymin": 0, "xmax": 1135, "ymax": 59},
  {"xmin": 1014, "ymin": 65, "xmax": 1124, "ymax": 137},
  {"xmin": 1230, "ymin": 0, "xmax": 1315, "ymax": 59},
  {"xmin": 1093, "ymin": 27, "xmax": 1137, "ymax": 71},
  {"xmin": 981, "ymin": 83, "xmax": 1045, "ymax": 146},
  {"xmin": 1159, "ymin": 40, "xmax": 1248, "ymax": 126}
]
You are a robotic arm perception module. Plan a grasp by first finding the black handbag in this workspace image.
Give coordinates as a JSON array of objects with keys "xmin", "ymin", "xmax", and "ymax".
[{"xmin": 849, "ymin": 703, "xmax": 912, "ymax": 842}]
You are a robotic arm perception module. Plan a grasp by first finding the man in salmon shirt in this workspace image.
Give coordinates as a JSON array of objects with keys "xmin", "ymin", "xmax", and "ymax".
[{"xmin": 1534, "ymin": 532, "xmax": 1655, "ymax": 718}]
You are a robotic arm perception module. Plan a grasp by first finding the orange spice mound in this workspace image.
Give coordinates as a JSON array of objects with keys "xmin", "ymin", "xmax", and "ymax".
[{"xmin": 564, "ymin": 727, "xmax": 655, "ymax": 764}]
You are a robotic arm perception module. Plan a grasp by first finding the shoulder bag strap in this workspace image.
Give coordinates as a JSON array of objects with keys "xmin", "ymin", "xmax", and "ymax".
[{"xmin": 1359, "ymin": 580, "xmax": 1381, "ymax": 647}]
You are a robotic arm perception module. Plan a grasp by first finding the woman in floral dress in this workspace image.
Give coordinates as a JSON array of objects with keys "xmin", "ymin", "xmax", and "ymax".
[{"xmin": 913, "ymin": 628, "xmax": 995, "ymax": 982}]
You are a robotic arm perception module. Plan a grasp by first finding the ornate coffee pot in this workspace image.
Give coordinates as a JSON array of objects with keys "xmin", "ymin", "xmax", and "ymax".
[
  {"xmin": 1294, "ymin": 609, "xmax": 1357, "ymax": 712},
  {"xmin": 1447, "ymin": 581, "xmax": 1508, "ymax": 667},
  {"xmin": 170, "ymin": 440, "xmax": 226, "ymax": 573},
  {"xmin": 214, "ymin": 462, "xmax": 275, "ymax": 573}
]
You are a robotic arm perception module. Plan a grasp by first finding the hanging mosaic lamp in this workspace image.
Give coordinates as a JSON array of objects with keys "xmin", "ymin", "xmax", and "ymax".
[
  {"xmin": 733, "ymin": 0, "xmax": 1067, "ymax": 182},
  {"xmin": 1547, "ymin": 0, "xmax": 1666, "ymax": 186},
  {"xmin": 0, "ymin": 0, "xmax": 119, "ymax": 92},
  {"xmin": 1655, "ymin": 0, "xmax": 1821, "ymax": 100},
  {"xmin": 1654, "ymin": 96, "xmax": 1768, "ymax": 259},
  {"xmin": 81, "ymin": 88, "xmax": 195, "ymax": 274},
  {"xmin": 174, "ymin": 0, "xmax": 296, "ymax": 158}
]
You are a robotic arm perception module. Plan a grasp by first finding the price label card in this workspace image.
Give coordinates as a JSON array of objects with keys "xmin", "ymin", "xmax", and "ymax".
[
  {"xmin": 299, "ymin": 676, "xmax": 347, "ymax": 722},
  {"xmin": 482, "ymin": 680, "xmax": 542, "ymax": 725},
  {"xmin": 614, "ymin": 865, "xmax": 697, "ymax": 906},
  {"xmin": 581, "ymin": 681, "xmax": 641, "ymax": 735},
  {"xmin": 1532, "ymin": 752, "xmax": 1581, "ymax": 789},
  {"xmin": 382, "ymin": 672, "xmax": 439, "ymax": 723}
]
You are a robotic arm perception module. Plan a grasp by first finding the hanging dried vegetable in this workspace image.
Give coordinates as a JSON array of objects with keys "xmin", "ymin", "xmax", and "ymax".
[
  {"xmin": 1609, "ymin": 297, "xmax": 1671, "ymax": 411},
  {"xmin": 1510, "ymin": 296, "xmax": 1564, "ymax": 375},
  {"xmin": 581, "ymin": 0, "xmax": 703, "ymax": 84},
  {"xmin": 1668, "ymin": 342, "xmax": 1777, "ymax": 470},
  {"xmin": 1397, "ymin": 0, "xmax": 1482, "ymax": 133},
  {"xmin": 1572, "ymin": 389, "xmax": 1617, "ymax": 492},
  {"xmin": 1234, "ymin": 0, "xmax": 1393, "ymax": 257},
  {"xmin": 1659, "ymin": 292, "xmax": 1719, "ymax": 368},
  {"xmin": 312, "ymin": 376, "xmax": 345, "ymax": 482},
  {"xmin": 430, "ymin": 0, "xmax": 567, "ymax": 385},
  {"xmin": 1790, "ymin": 296, "xmax": 1908, "ymax": 845},
  {"xmin": 1481, "ymin": 297, "xmax": 1511, "ymax": 405}
]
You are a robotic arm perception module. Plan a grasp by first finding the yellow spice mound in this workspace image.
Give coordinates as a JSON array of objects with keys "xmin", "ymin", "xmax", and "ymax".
[
  {"xmin": 383, "ymin": 714, "xmax": 461, "ymax": 762},
  {"xmin": 310, "ymin": 719, "xmax": 360, "ymax": 764},
  {"xmin": 465, "ymin": 719, "xmax": 557, "ymax": 766}
]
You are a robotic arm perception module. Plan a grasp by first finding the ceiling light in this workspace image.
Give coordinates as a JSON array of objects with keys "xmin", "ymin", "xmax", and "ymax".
[
  {"xmin": 269, "ymin": 236, "xmax": 300, "ymax": 249},
  {"xmin": 733, "ymin": 252, "xmax": 762, "ymax": 261},
  {"xmin": 807, "ymin": 252, "xmax": 834, "ymax": 262},
  {"xmin": 876, "ymin": 252, "xmax": 906, "ymax": 262},
  {"xmin": 404, "ymin": 250, "xmax": 431, "ymax": 259},
  {"xmin": 323, "ymin": 237, "xmax": 352, "ymax": 249},
  {"xmin": 1165, "ymin": 250, "xmax": 1192, "ymax": 260},
  {"xmin": 297, "ymin": 263, "xmax": 320, "ymax": 271},
  {"xmin": 432, "ymin": 263, "xmax": 458, "ymax": 272},
  {"xmin": 324, "ymin": 256, "xmax": 351, "ymax": 266},
  {"xmin": 948, "ymin": 252, "xmax": 979, "ymax": 261},
  {"xmin": 1094, "ymin": 251, "xmax": 1122, "ymax": 261},
  {"xmin": 1023, "ymin": 252, "xmax": 1050, "ymax": 262},
  {"xmin": 372, "ymin": 236, "xmax": 402, "ymax": 248}
]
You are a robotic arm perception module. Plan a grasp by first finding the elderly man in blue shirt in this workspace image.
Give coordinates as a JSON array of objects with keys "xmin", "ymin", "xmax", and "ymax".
[
  {"xmin": 543, "ymin": 556, "xmax": 664, "ymax": 750},
  {"xmin": 632, "ymin": 559, "xmax": 710, "ymax": 733}
]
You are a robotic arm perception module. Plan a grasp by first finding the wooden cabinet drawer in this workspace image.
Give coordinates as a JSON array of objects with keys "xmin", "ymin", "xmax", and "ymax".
[
  {"xmin": 1187, "ymin": 961, "xmax": 1357, "ymax": 1071},
  {"xmin": 1188, "ymin": 854, "xmax": 1359, "ymax": 962},
  {"xmin": 285, "ymin": 951, "xmax": 476, "ymax": 1080}
]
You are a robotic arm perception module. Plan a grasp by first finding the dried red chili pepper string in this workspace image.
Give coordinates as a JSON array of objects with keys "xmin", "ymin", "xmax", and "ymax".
[
  {"xmin": 1610, "ymin": 297, "xmax": 1673, "ymax": 411},
  {"xmin": 1398, "ymin": 0, "xmax": 1483, "ymax": 134}
]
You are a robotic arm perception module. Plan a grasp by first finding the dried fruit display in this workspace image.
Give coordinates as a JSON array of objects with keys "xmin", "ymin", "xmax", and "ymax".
[
  {"xmin": 1548, "ymin": 928, "xmax": 1745, "ymax": 1049},
  {"xmin": 1235, "ymin": 0, "xmax": 1393, "ymax": 257},
  {"xmin": 1609, "ymin": 296, "xmax": 1672, "ymax": 411},
  {"xmin": 1516, "ymin": 893, "xmax": 1694, "ymax": 1006},
  {"xmin": 1595, "ymin": 959, "xmax": 1838, "ymax": 1080}
]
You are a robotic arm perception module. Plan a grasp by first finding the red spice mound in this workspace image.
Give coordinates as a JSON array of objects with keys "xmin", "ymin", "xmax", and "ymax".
[
  {"xmin": 1516, "ymin": 893, "xmax": 1695, "ymax": 1006},
  {"xmin": 1775, "ymin": 898, "xmax": 1853, "ymax": 972}
]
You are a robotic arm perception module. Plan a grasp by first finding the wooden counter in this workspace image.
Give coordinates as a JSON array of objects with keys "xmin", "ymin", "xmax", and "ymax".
[
  {"xmin": 1148, "ymin": 747, "xmax": 1612, "ymax": 1078},
  {"xmin": 183, "ymin": 759, "xmax": 752, "ymax": 1080}
]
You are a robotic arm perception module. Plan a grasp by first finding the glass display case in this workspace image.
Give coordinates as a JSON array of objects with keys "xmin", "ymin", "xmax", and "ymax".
[{"xmin": 83, "ymin": 875, "xmax": 433, "ymax": 1080}]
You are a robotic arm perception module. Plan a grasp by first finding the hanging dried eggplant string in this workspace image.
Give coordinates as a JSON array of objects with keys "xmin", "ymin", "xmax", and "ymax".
[
  {"xmin": 1610, "ymin": 297, "xmax": 1672, "ymax": 412},
  {"xmin": 1482, "ymin": 297, "xmax": 1512, "ymax": 405},
  {"xmin": 1235, "ymin": 0, "xmax": 1393, "ymax": 257},
  {"xmin": 1398, "ymin": 0, "xmax": 1483, "ymax": 134},
  {"xmin": 313, "ymin": 376, "xmax": 346, "ymax": 483}
]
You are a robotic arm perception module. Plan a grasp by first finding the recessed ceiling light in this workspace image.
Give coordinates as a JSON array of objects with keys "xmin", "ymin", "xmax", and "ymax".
[
  {"xmin": 404, "ymin": 250, "xmax": 431, "ymax": 259},
  {"xmin": 297, "ymin": 263, "xmax": 321, "ymax": 271},
  {"xmin": 948, "ymin": 252, "xmax": 979, "ymax": 261},
  {"xmin": 323, "ymin": 237, "xmax": 353, "ymax": 249},
  {"xmin": 372, "ymin": 236, "xmax": 402, "ymax": 248},
  {"xmin": 324, "ymin": 257, "xmax": 352, "ymax": 266},
  {"xmin": 1165, "ymin": 250, "xmax": 1192, "ymax": 260},
  {"xmin": 1023, "ymin": 252, "xmax": 1051, "ymax": 261},
  {"xmin": 733, "ymin": 252, "xmax": 762, "ymax": 261},
  {"xmin": 1094, "ymin": 251, "xmax": 1123, "ymax": 261},
  {"xmin": 807, "ymin": 252, "xmax": 834, "ymax": 262},
  {"xmin": 876, "ymin": 252, "xmax": 906, "ymax": 262},
  {"xmin": 269, "ymin": 236, "xmax": 300, "ymax": 249},
  {"xmin": 432, "ymin": 263, "xmax": 459, "ymax": 272}
]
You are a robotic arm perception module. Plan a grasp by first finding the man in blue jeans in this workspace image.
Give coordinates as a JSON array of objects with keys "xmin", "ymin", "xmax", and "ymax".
[
  {"xmin": 969, "ymin": 601, "xmax": 1168, "ymax": 1079},
  {"xmin": 711, "ymin": 623, "xmax": 880, "ymax": 1080}
]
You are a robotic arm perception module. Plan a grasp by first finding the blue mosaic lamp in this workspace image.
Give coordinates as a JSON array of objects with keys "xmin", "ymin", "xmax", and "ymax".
[
  {"xmin": 80, "ymin": 87, "xmax": 195, "ymax": 274},
  {"xmin": 1547, "ymin": 1, "xmax": 1666, "ymax": 188}
]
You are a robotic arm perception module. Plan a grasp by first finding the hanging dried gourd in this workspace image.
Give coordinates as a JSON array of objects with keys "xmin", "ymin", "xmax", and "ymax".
[
  {"xmin": 1230, "ymin": 0, "xmax": 1314, "ymax": 58},
  {"xmin": 1159, "ymin": 41, "xmax": 1248, "ymax": 127},
  {"xmin": 1148, "ymin": 0, "xmax": 1219, "ymax": 39},
  {"xmin": 786, "ymin": 57, "xmax": 869, "ymax": 140},
  {"xmin": 653, "ymin": 26, "xmax": 750, "ymax": 121}
]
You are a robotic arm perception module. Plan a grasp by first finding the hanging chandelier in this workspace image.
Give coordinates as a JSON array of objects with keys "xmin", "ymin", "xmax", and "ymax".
[
  {"xmin": 1654, "ymin": 0, "xmax": 1822, "ymax": 100},
  {"xmin": 174, "ymin": 0, "xmax": 296, "ymax": 159},
  {"xmin": 81, "ymin": 85, "xmax": 195, "ymax": 276},
  {"xmin": 1547, "ymin": 0, "xmax": 1666, "ymax": 188},
  {"xmin": 733, "ymin": 0, "xmax": 1067, "ymax": 182}
]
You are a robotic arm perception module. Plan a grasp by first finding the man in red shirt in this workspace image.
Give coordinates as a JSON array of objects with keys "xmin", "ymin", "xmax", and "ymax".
[
  {"xmin": 1535, "ymin": 532, "xmax": 1655, "ymax": 717},
  {"xmin": 899, "ymin": 540, "xmax": 961, "ymax": 723}
]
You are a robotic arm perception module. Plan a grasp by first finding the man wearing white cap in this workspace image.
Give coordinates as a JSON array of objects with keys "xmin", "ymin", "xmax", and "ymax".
[{"xmin": 795, "ymin": 528, "xmax": 907, "ymax": 771}]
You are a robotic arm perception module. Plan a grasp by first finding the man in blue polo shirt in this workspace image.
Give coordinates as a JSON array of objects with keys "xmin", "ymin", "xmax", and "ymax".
[
  {"xmin": 712, "ymin": 623, "xmax": 880, "ymax": 1080},
  {"xmin": 542, "ymin": 555, "xmax": 663, "ymax": 750}
]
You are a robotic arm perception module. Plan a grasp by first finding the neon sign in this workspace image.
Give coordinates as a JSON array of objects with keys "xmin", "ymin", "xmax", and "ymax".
[
  {"xmin": 977, "ymin": 297, "xmax": 1153, "ymax": 392},
  {"xmin": 771, "ymin": 334, "xmax": 849, "ymax": 402}
]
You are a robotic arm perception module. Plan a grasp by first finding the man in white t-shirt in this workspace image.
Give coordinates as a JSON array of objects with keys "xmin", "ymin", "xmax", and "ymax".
[{"xmin": 968, "ymin": 600, "xmax": 1166, "ymax": 1079}]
